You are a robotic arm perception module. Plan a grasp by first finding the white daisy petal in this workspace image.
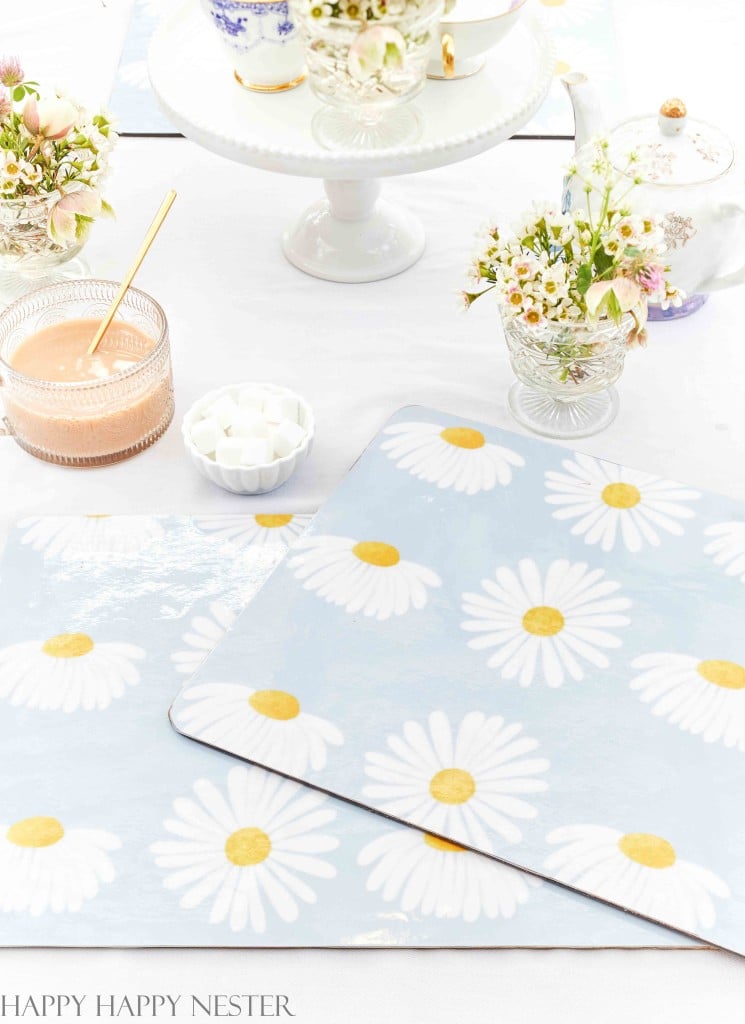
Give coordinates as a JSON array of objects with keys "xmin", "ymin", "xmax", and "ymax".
[
  {"xmin": 363, "ymin": 711, "xmax": 549, "ymax": 852},
  {"xmin": 175, "ymin": 683, "xmax": 344, "ymax": 775},
  {"xmin": 545, "ymin": 456, "xmax": 700, "ymax": 553},
  {"xmin": 18, "ymin": 515, "xmax": 163, "ymax": 559},
  {"xmin": 288, "ymin": 535, "xmax": 441, "ymax": 621},
  {"xmin": 380, "ymin": 421, "xmax": 524, "ymax": 494},
  {"xmin": 545, "ymin": 823, "xmax": 730, "ymax": 932},
  {"xmin": 0, "ymin": 816, "xmax": 120, "ymax": 916},
  {"xmin": 195, "ymin": 514, "xmax": 313, "ymax": 549},
  {"xmin": 0, "ymin": 633, "xmax": 144, "ymax": 712},
  {"xmin": 358, "ymin": 826, "xmax": 537, "ymax": 922},
  {"xmin": 704, "ymin": 520, "xmax": 745, "ymax": 582},
  {"xmin": 631, "ymin": 651, "xmax": 745, "ymax": 751},
  {"xmin": 151, "ymin": 766, "xmax": 337, "ymax": 934},
  {"xmin": 462, "ymin": 558, "xmax": 630, "ymax": 687}
]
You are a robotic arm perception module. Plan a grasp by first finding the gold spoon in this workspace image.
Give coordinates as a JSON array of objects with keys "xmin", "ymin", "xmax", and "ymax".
[{"xmin": 87, "ymin": 189, "xmax": 177, "ymax": 355}]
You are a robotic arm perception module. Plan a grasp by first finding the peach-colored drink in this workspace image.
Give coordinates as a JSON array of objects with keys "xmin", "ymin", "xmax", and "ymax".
[
  {"xmin": 4, "ymin": 314, "xmax": 174, "ymax": 465},
  {"xmin": 11, "ymin": 318, "xmax": 156, "ymax": 382}
]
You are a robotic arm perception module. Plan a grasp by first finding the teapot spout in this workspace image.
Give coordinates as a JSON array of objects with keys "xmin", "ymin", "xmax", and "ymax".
[{"xmin": 562, "ymin": 72, "xmax": 606, "ymax": 151}]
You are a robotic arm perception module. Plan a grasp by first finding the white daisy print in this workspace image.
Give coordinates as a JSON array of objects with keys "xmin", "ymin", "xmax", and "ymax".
[
  {"xmin": 0, "ymin": 633, "xmax": 145, "ymax": 711},
  {"xmin": 538, "ymin": 0, "xmax": 604, "ymax": 28},
  {"xmin": 363, "ymin": 710, "xmax": 549, "ymax": 851},
  {"xmin": 151, "ymin": 766, "xmax": 338, "ymax": 933},
  {"xmin": 704, "ymin": 520, "xmax": 745, "ymax": 582},
  {"xmin": 545, "ymin": 454, "xmax": 700, "ymax": 553},
  {"xmin": 18, "ymin": 515, "xmax": 163, "ymax": 560},
  {"xmin": 288, "ymin": 535, "xmax": 441, "ymax": 621},
  {"xmin": 545, "ymin": 825, "xmax": 730, "ymax": 933},
  {"xmin": 174, "ymin": 682, "xmax": 344, "ymax": 774},
  {"xmin": 631, "ymin": 652, "xmax": 745, "ymax": 751},
  {"xmin": 358, "ymin": 828, "xmax": 538, "ymax": 922},
  {"xmin": 461, "ymin": 558, "xmax": 631, "ymax": 687},
  {"xmin": 171, "ymin": 602, "xmax": 237, "ymax": 677},
  {"xmin": 195, "ymin": 514, "xmax": 312, "ymax": 549},
  {"xmin": 380, "ymin": 421, "xmax": 524, "ymax": 495},
  {"xmin": 0, "ymin": 815, "xmax": 120, "ymax": 916}
]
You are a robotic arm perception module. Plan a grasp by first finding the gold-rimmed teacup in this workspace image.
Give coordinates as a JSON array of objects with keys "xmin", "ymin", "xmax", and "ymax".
[{"xmin": 426, "ymin": 0, "xmax": 527, "ymax": 80}]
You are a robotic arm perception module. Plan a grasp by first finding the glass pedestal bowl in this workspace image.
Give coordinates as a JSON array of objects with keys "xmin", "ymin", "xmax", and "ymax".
[
  {"xmin": 503, "ymin": 313, "xmax": 632, "ymax": 439},
  {"xmin": 292, "ymin": 0, "xmax": 443, "ymax": 150}
]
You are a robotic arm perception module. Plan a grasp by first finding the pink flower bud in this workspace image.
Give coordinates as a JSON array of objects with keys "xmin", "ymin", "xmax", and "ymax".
[
  {"xmin": 0, "ymin": 56, "xmax": 23, "ymax": 89},
  {"xmin": 23, "ymin": 96, "xmax": 78, "ymax": 140}
]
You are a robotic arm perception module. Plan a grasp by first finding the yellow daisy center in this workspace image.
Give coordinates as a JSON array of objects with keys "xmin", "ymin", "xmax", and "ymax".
[
  {"xmin": 602, "ymin": 482, "xmax": 641, "ymax": 509},
  {"xmin": 224, "ymin": 827, "xmax": 271, "ymax": 866},
  {"xmin": 618, "ymin": 832, "xmax": 676, "ymax": 869},
  {"xmin": 697, "ymin": 660, "xmax": 745, "ymax": 690},
  {"xmin": 522, "ymin": 606, "xmax": 565, "ymax": 637},
  {"xmin": 439, "ymin": 427, "xmax": 486, "ymax": 450},
  {"xmin": 254, "ymin": 514, "xmax": 293, "ymax": 529},
  {"xmin": 7, "ymin": 816, "xmax": 65, "ymax": 848},
  {"xmin": 248, "ymin": 689, "xmax": 301, "ymax": 720},
  {"xmin": 41, "ymin": 633, "xmax": 94, "ymax": 658},
  {"xmin": 424, "ymin": 833, "xmax": 466, "ymax": 853},
  {"xmin": 555, "ymin": 59, "xmax": 571, "ymax": 75},
  {"xmin": 429, "ymin": 768, "xmax": 476, "ymax": 805},
  {"xmin": 352, "ymin": 541, "xmax": 400, "ymax": 567}
]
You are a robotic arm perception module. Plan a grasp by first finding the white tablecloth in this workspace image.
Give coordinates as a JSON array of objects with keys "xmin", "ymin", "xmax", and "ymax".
[{"xmin": 4, "ymin": 1, "xmax": 745, "ymax": 1018}]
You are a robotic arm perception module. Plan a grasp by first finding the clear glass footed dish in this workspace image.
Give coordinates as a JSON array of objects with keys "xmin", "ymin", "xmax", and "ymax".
[
  {"xmin": 292, "ymin": 0, "xmax": 443, "ymax": 149},
  {"xmin": 503, "ymin": 312, "xmax": 632, "ymax": 439},
  {"xmin": 0, "ymin": 193, "xmax": 88, "ymax": 305}
]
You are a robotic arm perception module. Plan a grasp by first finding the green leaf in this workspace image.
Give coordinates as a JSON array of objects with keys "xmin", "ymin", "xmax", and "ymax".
[
  {"xmin": 577, "ymin": 263, "xmax": 593, "ymax": 295},
  {"xmin": 605, "ymin": 289, "xmax": 622, "ymax": 324},
  {"xmin": 12, "ymin": 86, "xmax": 25, "ymax": 102},
  {"xmin": 593, "ymin": 246, "xmax": 614, "ymax": 277}
]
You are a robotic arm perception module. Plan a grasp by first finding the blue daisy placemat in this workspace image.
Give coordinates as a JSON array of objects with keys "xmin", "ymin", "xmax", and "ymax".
[
  {"xmin": 172, "ymin": 405, "xmax": 745, "ymax": 956},
  {"xmin": 0, "ymin": 513, "xmax": 689, "ymax": 947},
  {"xmin": 109, "ymin": 0, "xmax": 619, "ymax": 136}
]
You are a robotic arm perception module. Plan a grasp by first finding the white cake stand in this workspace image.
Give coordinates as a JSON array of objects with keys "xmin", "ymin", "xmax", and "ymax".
[{"xmin": 148, "ymin": 6, "xmax": 554, "ymax": 283}]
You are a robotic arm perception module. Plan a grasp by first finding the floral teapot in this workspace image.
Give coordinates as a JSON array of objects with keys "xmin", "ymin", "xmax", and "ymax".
[{"xmin": 563, "ymin": 73, "xmax": 745, "ymax": 318}]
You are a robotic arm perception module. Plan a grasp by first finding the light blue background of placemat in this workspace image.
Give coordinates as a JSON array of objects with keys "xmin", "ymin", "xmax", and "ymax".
[
  {"xmin": 109, "ymin": 0, "xmax": 620, "ymax": 136},
  {"xmin": 0, "ymin": 514, "xmax": 685, "ymax": 948},
  {"xmin": 173, "ymin": 406, "xmax": 745, "ymax": 956}
]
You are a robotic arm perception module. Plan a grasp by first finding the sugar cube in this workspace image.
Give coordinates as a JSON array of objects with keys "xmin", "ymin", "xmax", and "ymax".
[
  {"xmin": 230, "ymin": 409, "xmax": 269, "ymax": 439},
  {"xmin": 241, "ymin": 437, "xmax": 274, "ymax": 466},
  {"xmin": 271, "ymin": 418, "xmax": 306, "ymax": 458},
  {"xmin": 190, "ymin": 417, "xmax": 221, "ymax": 456},
  {"xmin": 263, "ymin": 394, "xmax": 298, "ymax": 424},
  {"xmin": 215, "ymin": 436, "xmax": 246, "ymax": 467},
  {"xmin": 238, "ymin": 388, "xmax": 266, "ymax": 413},
  {"xmin": 210, "ymin": 394, "xmax": 240, "ymax": 430}
]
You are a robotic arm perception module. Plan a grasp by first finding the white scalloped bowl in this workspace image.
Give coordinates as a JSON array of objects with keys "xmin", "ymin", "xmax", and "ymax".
[{"xmin": 182, "ymin": 382, "xmax": 314, "ymax": 494}]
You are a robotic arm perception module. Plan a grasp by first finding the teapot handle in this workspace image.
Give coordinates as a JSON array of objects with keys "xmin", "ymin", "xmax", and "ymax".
[{"xmin": 698, "ymin": 199, "xmax": 745, "ymax": 293}]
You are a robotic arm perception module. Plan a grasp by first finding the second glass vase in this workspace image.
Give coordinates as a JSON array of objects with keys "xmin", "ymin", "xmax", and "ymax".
[{"xmin": 292, "ymin": 0, "xmax": 442, "ymax": 150}]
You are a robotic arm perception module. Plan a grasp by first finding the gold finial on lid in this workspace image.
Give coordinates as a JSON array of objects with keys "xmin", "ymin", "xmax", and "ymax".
[{"xmin": 659, "ymin": 98, "xmax": 687, "ymax": 118}]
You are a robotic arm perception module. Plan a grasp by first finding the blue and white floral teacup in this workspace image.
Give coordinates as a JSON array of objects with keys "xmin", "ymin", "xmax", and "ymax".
[{"xmin": 201, "ymin": 0, "xmax": 305, "ymax": 93}]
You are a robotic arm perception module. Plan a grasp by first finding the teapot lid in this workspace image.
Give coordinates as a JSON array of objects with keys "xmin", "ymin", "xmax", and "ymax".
[{"xmin": 608, "ymin": 99, "xmax": 733, "ymax": 187}]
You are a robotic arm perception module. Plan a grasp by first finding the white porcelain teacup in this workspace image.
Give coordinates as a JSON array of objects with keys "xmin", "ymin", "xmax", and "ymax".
[
  {"xmin": 201, "ymin": 0, "xmax": 306, "ymax": 93},
  {"xmin": 427, "ymin": 0, "xmax": 527, "ymax": 80}
]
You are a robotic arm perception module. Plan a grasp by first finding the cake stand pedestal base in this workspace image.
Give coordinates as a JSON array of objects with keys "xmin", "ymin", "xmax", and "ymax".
[{"xmin": 282, "ymin": 179, "xmax": 425, "ymax": 283}]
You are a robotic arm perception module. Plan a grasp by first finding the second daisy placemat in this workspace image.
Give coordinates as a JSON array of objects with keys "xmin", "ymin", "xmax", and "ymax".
[{"xmin": 172, "ymin": 405, "xmax": 745, "ymax": 956}]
